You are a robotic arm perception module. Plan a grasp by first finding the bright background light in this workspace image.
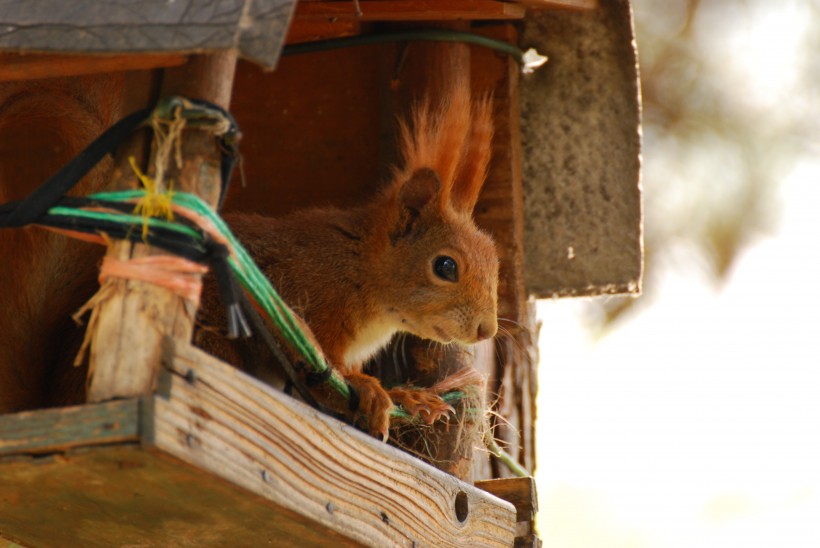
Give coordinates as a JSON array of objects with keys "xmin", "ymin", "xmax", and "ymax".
[
  {"xmin": 536, "ymin": 164, "xmax": 820, "ymax": 547},
  {"xmin": 534, "ymin": 2, "xmax": 820, "ymax": 546}
]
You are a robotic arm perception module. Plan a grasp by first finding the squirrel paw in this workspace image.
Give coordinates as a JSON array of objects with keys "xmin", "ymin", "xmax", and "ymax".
[
  {"xmin": 387, "ymin": 387, "xmax": 455, "ymax": 425},
  {"xmin": 344, "ymin": 372, "xmax": 393, "ymax": 441}
]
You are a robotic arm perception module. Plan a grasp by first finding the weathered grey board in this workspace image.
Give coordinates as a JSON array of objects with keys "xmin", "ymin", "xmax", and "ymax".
[
  {"xmin": 0, "ymin": 399, "xmax": 139, "ymax": 455},
  {"xmin": 0, "ymin": 343, "xmax": 516, "ymax": 547},
  {"xmin": 0, "ymin": 0, "xmax": 295, "ymax": 69},
  {"xmin": 520, "ymin": 0, "xmax": 643, "ymax": 297}
]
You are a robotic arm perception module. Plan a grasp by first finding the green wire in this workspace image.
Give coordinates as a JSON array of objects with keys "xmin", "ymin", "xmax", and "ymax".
[
  {"xmin": 80, "ymin": 190, "xmax": 522, "ymax": 466},
  {"xmin": 91, "ymin": 190, "xmax": 330, "ymax": 371},
  {"xmin": 283, "ymin": 29, "xmax": 527, "ymax": 65},
  {"xmin": 49, "ymin": 205, "xmax": 201, "ymax": 240},
  {"xmin": 80, "ymin": 189, "xmax": 485, "ymax": 422}
]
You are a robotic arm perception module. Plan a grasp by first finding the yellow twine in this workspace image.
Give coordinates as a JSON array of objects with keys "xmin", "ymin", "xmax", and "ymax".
[
  {"xmin": 129, "ymin": 156, "xmax": 175, "ymax": 239},
  {"xmin": 127, "ymin": 104, "xmax": 190, "ymax": 239}
]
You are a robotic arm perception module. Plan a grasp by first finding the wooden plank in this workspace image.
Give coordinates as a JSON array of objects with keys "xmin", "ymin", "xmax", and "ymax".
[
  {"xmin": 285, "ymin": 17, "xmax": 362, "ymax": 45},
  {"xmin": 295, "ymin": 0, "xmax": 526, "ymax": 20},
  {"xmin": 226, "ymin": 52, "xmax": 387, "ymax": 215},
  {"xmin": 0, "ymin": 400, "xmax": 139, "ymax": 457},
  {"xmin": 0, "ymin": 445, "xmax": 355, "ymax": 547},
  {"xmin": 153, "ymin": 342, "xmax": 517, "ymax": 546},
  {"xmin": 86, "ymin": 52, "xmax": 238, "ymax": 402},
  {"xmin": 471, "ymin": 23, "xmax": 526, "ymax": 333},
  {"xmin": 475, "ymin": 477, "xmax": 537, "ymax": 522},
  {"xmin": 520, "ymin": 0, "xmax": 642, "ymax": 297},
  {"xmin": 0, "ymin": 53, "xmax": 187, "ymax": 82},
  {"xmin": 477, "ymin": 477, "xmax": 540, "ymax": 546},
  {"xmin": 0, "ymin": 343, "xmax": 516, "ymax": 545},
  {"xmin": 0, "ymin": 0, "xmax": 294, "ymax": 69},
  {"xmin": 511, "ymin": 0, "xmax": 598, "ymax": 9}
]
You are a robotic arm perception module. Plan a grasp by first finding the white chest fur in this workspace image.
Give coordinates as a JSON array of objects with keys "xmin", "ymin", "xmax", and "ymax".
[{"xmin": 343, "ymin": 318, "xmax": 401, "ymax": 366}]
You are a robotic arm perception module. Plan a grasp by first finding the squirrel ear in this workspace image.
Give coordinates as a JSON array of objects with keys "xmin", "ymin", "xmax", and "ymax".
[
  {"xmin": 398, "ymin": 168, "xmax": 441, "ymax": 212},
  {"xmin": 390, "ymin": 168, "xmax": 441, "ymax": 244}
]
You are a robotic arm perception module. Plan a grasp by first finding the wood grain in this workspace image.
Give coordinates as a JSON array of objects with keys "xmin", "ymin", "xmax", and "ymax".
[
  {"xmin": 0, "ymin": 342, "xmax": 516, "ymax": 545},
  {"xmin": 0, "ymin": 400, "xmax": 139, "ymax": 456},
  {"xmin": 154, "ymin": 342, "xmax": 517, "ymax": 546},
  {"xmin": 475, "ymin": 477, "xmax": 538, "ymax": 522},
  {"xmin": 0, "ymin": 445, "xmax": 355, "ymax": 547}
]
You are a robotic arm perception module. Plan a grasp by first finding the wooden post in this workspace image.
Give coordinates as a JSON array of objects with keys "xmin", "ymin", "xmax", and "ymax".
[
  {"xmin": 470, "ymin": 23, "xmax": 538, "ymax": 477},
  {"xmin": 86, "ymin": 51, "xmax": 238, "ymax": 402}
]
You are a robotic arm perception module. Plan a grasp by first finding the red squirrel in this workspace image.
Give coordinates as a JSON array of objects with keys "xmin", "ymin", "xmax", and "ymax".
[{"xmin": 198, "ymin": 83, "xmax": 499, "ymax": 440}]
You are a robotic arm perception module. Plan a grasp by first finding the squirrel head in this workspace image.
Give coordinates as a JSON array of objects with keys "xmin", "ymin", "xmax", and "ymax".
[{"xmin": 373, "ymin": 166, "xmax": 499, "ymax": 346}]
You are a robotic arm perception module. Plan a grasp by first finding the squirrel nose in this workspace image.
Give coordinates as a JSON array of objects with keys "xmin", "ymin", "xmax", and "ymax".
[{"xmin": 476, "ymin": 319, "xmax": 497, "ymax": 341}]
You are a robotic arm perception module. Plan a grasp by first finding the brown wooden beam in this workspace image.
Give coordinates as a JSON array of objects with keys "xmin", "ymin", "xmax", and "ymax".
[
  {"xmin": 476, "ymin": 477, "xmax": 540, "ymax": 546},
  {"xmin": 0, "ymin": 53, "xmax": 188, "ymax": 83},
  {"xmin": 285, "ymin": 17, "xmax": 362, "ymax": 45},
  {"xmin": 469, "ymin": 23, "xmax": 538, "ymax": 478},
  {"xmin": 511, "ymin": 0, "xmax": 598, "ymax": 10},
  {"xmin": 86, "ymin": 51, "xmax": 238, "ymax": 402},
  {"xmin": 295, "ymin": 0, "xmax": 526, "ymax": 21},
  {"xmin": 0, "ymin": 342, "xmax": 518, "ymax": 546}
]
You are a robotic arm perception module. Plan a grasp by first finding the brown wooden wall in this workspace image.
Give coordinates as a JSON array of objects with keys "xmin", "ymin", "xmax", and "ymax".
[{"xmin": 0, "ymin": 18, "xmax": 537, "ymax": 480}]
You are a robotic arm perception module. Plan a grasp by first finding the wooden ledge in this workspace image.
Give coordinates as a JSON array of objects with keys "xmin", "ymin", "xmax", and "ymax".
[
  {"xmin": 0, "ymin": 52, "xmax": 188, "ymax": 82},
  {"xmin": 0, "ymin": 343, "xmax": 516, "ymax": 546},
  {"xmin": 294, "ymin": 1, "xmax": 526, "ymax": 21}
]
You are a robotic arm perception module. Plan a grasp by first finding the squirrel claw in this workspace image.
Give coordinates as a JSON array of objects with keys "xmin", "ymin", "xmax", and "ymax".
[
  {"xmin": 419, "ymin": 403, "xmax": 456, "ymax": 424},
  {"xmin": 388, "ymin": 387, "xmax": 454, "ymax": 425}
]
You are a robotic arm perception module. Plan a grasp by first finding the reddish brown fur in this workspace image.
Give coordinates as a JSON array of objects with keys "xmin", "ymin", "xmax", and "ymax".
[
  {"xmin": 395, "ymin": 82, "xmax": 493, "ymax": 216},
  {"xmin": 198, "ymin": 84, "xmax": 498, "ymax": 439},
  {"xmin": 0, "ymin": 73, "xmax": 497, "ymax": 443}
]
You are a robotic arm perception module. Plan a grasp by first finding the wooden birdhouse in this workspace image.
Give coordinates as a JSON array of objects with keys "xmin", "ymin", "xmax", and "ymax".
[{"xmin": 0, "ymin": 0, "xmax": 640, "ymax": 545}]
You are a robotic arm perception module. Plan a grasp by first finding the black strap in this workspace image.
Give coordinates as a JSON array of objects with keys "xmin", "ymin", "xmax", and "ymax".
[
  {"xmin": 1, "ymin": 97, "xmax": 240, "ymax": 229},
  {"xmin": 305, "ymin": 366, "xmax": 334, "ymax": 387},
  {"xmin": 347, "ymin": 382, "xmax": 361, "ymax": 412},
  {"xmin": 237, "ymin": 291, "xmax": 324, "ymax": 412},
  {"xmin": 0, "ymin": 107, "xmax": 151, "ymax": 228},
  {"xmin": 207, "ymin": 240, "xmax": 251, "ymax": 339}
]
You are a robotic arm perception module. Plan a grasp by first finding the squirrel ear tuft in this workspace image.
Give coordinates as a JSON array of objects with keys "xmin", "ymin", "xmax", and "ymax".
[
  {"xmin": 398, "ymin": 168, "xmax": 441, "ymax": 212},
  {"xmin": 449, "ymin": 95, "xmax": 493, "ymax": 214}
]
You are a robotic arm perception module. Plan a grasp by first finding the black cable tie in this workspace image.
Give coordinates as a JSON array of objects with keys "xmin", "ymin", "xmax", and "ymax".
[
  {"xmin": 38, "ymin": 213, "xmax": 208, "ymax": 262},
  {"xmin": 347, "ymin": 382, "xmax": 361, "ymax": 412},
  {"xmin": 1, "ymin": 107, "xmax": 151, "ymax": 228},
  {"xmin": 305, "ymin": 367, "xmax": 334, "ymax": 387},
  {"xmin": 207, "ymin": 241, "xmax": 251, "ymax": 339},
  {"xmin": 167, "ymin": 97, "xmax": 240, "ymax": 211}
]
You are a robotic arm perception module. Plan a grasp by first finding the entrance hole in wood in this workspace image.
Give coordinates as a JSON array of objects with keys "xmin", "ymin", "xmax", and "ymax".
[{"xmin": 454, "ymin": 491, "xmax": 469, "ymax": 522}]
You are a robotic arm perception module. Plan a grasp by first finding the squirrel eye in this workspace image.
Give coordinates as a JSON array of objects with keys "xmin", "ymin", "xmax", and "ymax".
[{"xmin": 433, "ymin": 256, "xmax": 459, "ymax": 282}]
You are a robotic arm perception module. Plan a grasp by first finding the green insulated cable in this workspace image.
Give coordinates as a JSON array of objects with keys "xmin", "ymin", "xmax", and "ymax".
[{"xmin": 283, "ymin": 29, "xmax": 548, "ymax": 73}]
